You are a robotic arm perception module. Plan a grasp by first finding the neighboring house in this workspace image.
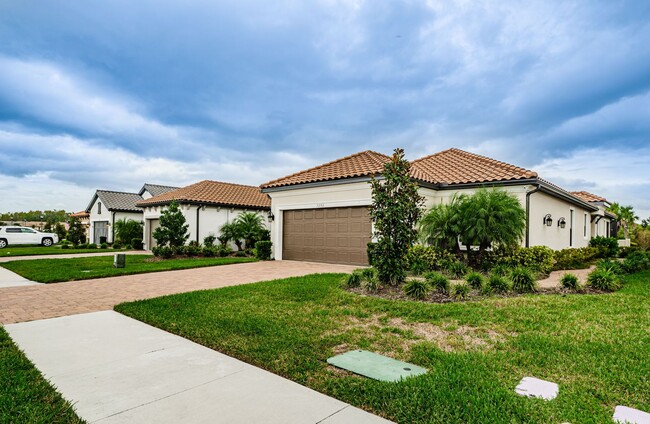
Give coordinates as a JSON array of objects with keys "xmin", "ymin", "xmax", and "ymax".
[
  {"xmin": 570, "ymin": 191, "xmax": 618, "ymax": 238},
  {"xmin": 136, "ymin": 180, "xmax": 271, "ymax": 250},
  {"xmin": 85, "ymin": 183, "xmax": 179, "ymax": 244},
  {"xmin": 260, "ymin": 148, "xmax": 617, "ymax": 265},
  {"xmin": 69, "ymin": 211, "xmax": 91, "ymax": 242}
]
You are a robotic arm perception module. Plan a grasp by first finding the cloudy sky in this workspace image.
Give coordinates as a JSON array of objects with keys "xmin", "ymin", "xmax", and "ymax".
[{"xmin": 1, "ymin": 0, "xmax": 649, "ymax": 217}]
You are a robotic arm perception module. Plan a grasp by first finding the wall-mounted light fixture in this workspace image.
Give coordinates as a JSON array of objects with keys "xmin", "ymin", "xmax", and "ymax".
[
  {"xmin": 543, "ymin": 214, "xmax": 553, "ymax": 227},
  {"xmin": 558, "ymin": 217, "xmax": 566, "ymax": 229},
  {"xmin": 268, "ymin": 211, "xmax": 275, "ymax": 222}
]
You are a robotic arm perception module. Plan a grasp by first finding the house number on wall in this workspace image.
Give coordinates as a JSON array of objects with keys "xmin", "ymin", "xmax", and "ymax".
[{"xmin": 315, "ymin": 203, "xmax": 325, "ymax": 208}]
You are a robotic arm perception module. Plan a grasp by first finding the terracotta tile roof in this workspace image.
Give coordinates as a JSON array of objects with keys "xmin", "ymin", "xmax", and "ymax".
[
  {"xmin": 410, "ymin": 148, "xmax": 538, "ymax": 185},
  {"xmin": 261, "ymin": 150, "xmax": 391, "ymax": 189},
  {"xmin": 570, "ymin": 191, "xmax": 609, "ymax": 203},
  {"xmin": 137, "ymin": 180, "xmax": 270, "ymax": 209},
  {"xmin": 70, "ymin": 211, "xmax": 89, "ymax": 218}
]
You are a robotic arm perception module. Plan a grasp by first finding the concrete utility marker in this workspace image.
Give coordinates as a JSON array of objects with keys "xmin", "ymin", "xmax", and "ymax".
[
  {"xmin": 6, "ymin": 311, "xmax": 393, "ymax": 424},
  {"xmin": 515, "ymin": 377, "xmax": 559, "ymax": 400}
]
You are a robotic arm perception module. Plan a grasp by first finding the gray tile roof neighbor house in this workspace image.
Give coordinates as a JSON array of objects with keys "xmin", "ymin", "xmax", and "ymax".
[
  {"xmin": 139, "ymin": 183, "xmax": 180, "ymax": 197},
  {"xmin": 86, "ymin": 190, "xmax": 145, "ymax": 213}
]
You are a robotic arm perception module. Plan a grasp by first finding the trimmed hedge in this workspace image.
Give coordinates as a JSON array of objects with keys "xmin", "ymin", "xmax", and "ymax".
[{"xmin": 255, "ymin": 241, "xmax": 273, "ymax": 261}]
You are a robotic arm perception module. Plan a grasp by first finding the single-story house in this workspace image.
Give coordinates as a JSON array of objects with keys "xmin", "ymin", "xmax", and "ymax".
[
  {"xmin": 85, "ymin": 183, "xmax": 179, "ymax": 244},
  {"xmin": 136, "ymin": 180, "xmax": 271, "ymax": 250},
  {"xmin": 260, "ymin": 148, "xmax": 617, "ymax": 265}
]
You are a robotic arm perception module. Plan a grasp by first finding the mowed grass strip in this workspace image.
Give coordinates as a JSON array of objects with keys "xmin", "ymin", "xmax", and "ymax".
[
  {"xmin": 0, "ymin": 327, "xmax": 85, "ymax": 423},
  {"xmin": 0, "ymin": 245, "xmax": 127, "ymax": 257},
  {"xmin": 116, "ymin": 271, "xmax": 650, "ymax": 424},
  {"xmin": 1, "ymin": 255, "xmax": 256, "ymax": 283}
]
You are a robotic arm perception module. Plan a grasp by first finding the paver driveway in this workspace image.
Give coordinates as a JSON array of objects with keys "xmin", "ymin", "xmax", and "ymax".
[{"xmin": 0, "ymin": 261, "xmax": 356, "ymax": 324}]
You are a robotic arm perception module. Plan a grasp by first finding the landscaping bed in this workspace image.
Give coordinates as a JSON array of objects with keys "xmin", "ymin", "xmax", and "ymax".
[
  {"xmin": 1, "ymin": 255, "xmax": 256, "ymax": 283},
  {"xmin": 115, "ymin": 271, "xmax": 650, "ymax": 423},
  {"xmin": 0, "ymin": 327, "xmax": 84, "ymax": 423}
]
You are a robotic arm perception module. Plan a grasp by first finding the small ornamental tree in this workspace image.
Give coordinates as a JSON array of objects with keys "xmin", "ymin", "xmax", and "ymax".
[
  {"xmin": 54, "ymin": 222, "xmax": 67, "ymax": 241},
  {"xmin": 67, "ymin": 217, "xmax": 86, "ymax": 246},
  {"xmin": 369, "ymin": 148, "xmax": 424, "ymax": 285},
  {"xmin": 153, "ymin": 200, "xmax": 189, "ymax": 248}
]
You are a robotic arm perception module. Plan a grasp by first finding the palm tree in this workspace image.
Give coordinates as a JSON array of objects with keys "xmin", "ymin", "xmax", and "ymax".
[
  {"xmin": 418, "ymin": 195, "xmax": 462, "ymax": 253},
  {"xmin": 608, "ymin": 203, "xmax": 638, "ymax": 239},
  {"xmin": 457, "ymin": 188, "xmax": 526, "ymax": 261},
  {"xmin": 233, "ymin": 212, "xmax": 266, "ymax": 249},
  {"xmin": 219, "ymin": 222, "xmax": 243, "ymax": 251}
]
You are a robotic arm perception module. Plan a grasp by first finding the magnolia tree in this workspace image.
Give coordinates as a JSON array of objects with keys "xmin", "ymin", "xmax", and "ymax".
[{"xmin": 369, "ymin": 148, "xmax": 424, "ymax": 285}]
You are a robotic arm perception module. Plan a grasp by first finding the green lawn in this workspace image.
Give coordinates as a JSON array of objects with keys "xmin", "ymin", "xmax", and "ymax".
[
  {"xmin": 0, "ymin": 245, "xmax": 127, "ymax": 257},
  {"xmin": 0, "ymin": 327, "xmax": 84, "ymax": 423},
  {"xmin": 1, "ymin": 255, "xmax": 257, "ymax": 283},
  {"xmin": 116, "ymin": 272, "xmax": 650, "ymax": 424}
]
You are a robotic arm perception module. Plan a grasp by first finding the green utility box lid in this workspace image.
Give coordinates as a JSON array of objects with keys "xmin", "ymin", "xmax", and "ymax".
[{"xmin": 327, "ymin": 350, "xmax": 426, "ymax": 382}]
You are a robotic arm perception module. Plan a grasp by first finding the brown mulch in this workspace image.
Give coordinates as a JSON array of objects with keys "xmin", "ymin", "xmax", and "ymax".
[{"xmin": 347, "ymin": 284, "xmax": 608, "ymax": 304}]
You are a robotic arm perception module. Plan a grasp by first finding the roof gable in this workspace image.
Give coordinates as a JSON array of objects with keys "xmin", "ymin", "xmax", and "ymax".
[
  {"xmin": 410, "ymin": 148, "xmax": 538, "ymax": 185},
  {"xmin": 137, "ymin": 180, "xmax": 271, "ymax": 209},
  {"xmin": 139, "ymin": 183, "xmax": 180, "ymax": 197},
  {"xmin": 260, "ymin": 150, "xmax": 391, "ymax": 189},
  {"xmin": 87, "ymin": 190, "xmax": 144, "ymax": 213}
]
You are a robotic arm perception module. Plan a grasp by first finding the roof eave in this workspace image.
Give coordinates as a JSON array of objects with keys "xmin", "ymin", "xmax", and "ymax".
[
  {"xmin": 261, "ymin": 175, "xmax": 381, "ymax": 193},
  {"xmin": 137, "ymin": 199, "xmax": 270, "ymax": 210}
]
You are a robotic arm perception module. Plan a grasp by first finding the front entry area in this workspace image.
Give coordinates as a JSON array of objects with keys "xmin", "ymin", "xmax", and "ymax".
[
  {"xmin": 282, "ymin": 206, "xmax": 372, "ymax": 266},
  {"xmin": 93, "ymin": 221, "xmax": 108, "ymax": 244}
]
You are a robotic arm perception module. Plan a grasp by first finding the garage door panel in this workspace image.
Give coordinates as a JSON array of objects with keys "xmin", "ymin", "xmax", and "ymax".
[{"xmin": 282, "ymin": 206, "xmax": 371, "ymax": 266}]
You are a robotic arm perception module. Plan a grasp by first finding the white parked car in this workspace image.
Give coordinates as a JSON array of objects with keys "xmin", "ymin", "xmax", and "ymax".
[{"xmin": 0, "ymin": 226, "xmax": 59, "ymax": 248}]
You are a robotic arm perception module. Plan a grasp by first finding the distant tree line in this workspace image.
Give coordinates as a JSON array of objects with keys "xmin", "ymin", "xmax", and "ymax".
[{"xmin": 0, "ymin": 210, "xmax": 70, "ymax": 224}]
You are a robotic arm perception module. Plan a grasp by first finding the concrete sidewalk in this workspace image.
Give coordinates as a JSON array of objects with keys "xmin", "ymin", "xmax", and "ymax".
[
  {"xmin": 0, "ymin": 266, "xmax": 40, "ymax": 288},
  {"xmin": 0, "ymin": 250, "xmax": 147, "ymax": 263},
  {"xmin": 6, "ymin": 311, "xmax": 392, "ymax": 424}
]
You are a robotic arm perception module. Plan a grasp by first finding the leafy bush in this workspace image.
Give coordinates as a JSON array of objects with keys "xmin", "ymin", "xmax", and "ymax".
[
  {"xmin": 406, "ymin": 245, "xmax": 455, "ymax": 273},
  {"xmin": 367, "ymin": 242, "xmax": 378, "ymax": 267},
  {"xmin": 425, "ymin": 272, "xmax": 449, "ymax": 294},
  {"xmin": 203, "ymin": 235, "xmax": 217, "ymax": 247},
  {"xmin": 201, "ymin": 246, "xmax": 217, "ymax": 257},
  {"xmin": 76, "ymin": 243, "xmax": 88, "ymax": 249},
  {"xmin": 345, "ymin": 270, "xmax": 363, "ymax": 288},
  {"xmin": 61, "ymin": 244, "xmax": 70, "ymax": 250},
  {"xmin": 446, "ymin": 260, "xmax": 469, "ymax": 279},
  {"xmin": 185, "ymin": 244, "xmax": 201, "ymax": 257},
  {"xmin": 560, "ymin": 273, "xmax": 580, "ymax": 291},
  {"xmin": 589, "ymin": 236, "xmax": 619, "ymax": 258},
  {"xmin": 100, "ymin": 242, "xmax": 108, "ymax": 249},
  {"xmin": 489, "ymin": 274, "xmax": 510, "ymax": 293},
  {"xmin": 618, "ymin": 247, "xmax": 637, "ymax": 258},
  {"xmin": 112, "ymin": 242, "xmax": 122, "ymax": 249},
  {"xmin": 358, "ymin": 268, "xmax": 380, "ymax": 292},
  {"xmin": 510, "ymin": 267, "xmax": 537, "ymax": 293},
  {"xmin": 152, "ymin": 246, "xmax": 174, "ymax": 258},
  {"xmin": 131, "ymin": 238, "xmax": 144, "ymax": 250},
  {"xmin": 483, "ymin": 246, "xmax": 555, "ymax": 275},
  {"xmin": 234, "ymin": 250, "xmax": 248, "ymax": 257},
  {"xmin": 490, "ymin": 264, "xmax": 510, "ymax": 277},
  {"xmin": 114, "ymin": 219, "xmax": 144, "ymax": 246},
  {"xmin": 403, "ymin": 279, "xmax": 431, "ymax": 299},
  {"xmin": 255, "ymin": 240, "xmax": 272, "ymax": 260},
  {"xmin": 553, "ymin": 247, "xmax": 599, "ymax": 270},
  {"xmin": 596, "ymin": 259, "xmax": 624, "ymax": 275},
  {"xmin": 587, "ymin": 268, "xmax": 622, "ymax": 291},
  {"xmin": 622, "ymin": 251, "xmax": 650, "ymax": 274},
  {"xmin": 125, "ymin": 244, "xmax": 133, "ymax": 250},
  {"xmin": 188, "ymin": 240, "xmax": 200, "ymax": 247},
  {"xmin": 451, "ymin": 283, "xmax": 471, "ymax": 300},
  {"xmin": 466, "ymin": 272, "xmax": 485, "ymax": 290},
  {"xmin": 217, "ymin": 246, "xmax": 233, "ymax": 257}
]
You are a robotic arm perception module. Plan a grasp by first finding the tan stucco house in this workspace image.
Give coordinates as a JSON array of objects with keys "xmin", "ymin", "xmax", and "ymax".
[
  {"xmin": 85, "ymin": 183, "xmax": 179, "ymax": 244},
  {"xmin": 137, "ymin": 180, "xmax": 271, "ymax": 250},
  {"xmin": 260, "ymin": 148, "xmax": 617, "ymax": 265}
]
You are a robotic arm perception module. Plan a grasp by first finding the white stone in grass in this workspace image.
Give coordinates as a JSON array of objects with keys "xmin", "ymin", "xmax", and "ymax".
[
  {"xmin": 613, "ymin": 406, "xmax": 650, "ymax": 424},
  {"xmin": 514, "ymin": 376, "xmax": 558, "ymax": 400}
]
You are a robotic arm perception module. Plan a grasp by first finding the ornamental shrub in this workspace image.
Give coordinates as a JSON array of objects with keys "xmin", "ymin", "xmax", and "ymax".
[
  {"xmin": 510, "ymin": 266, "xmax": 537, "ymax": 293},
  {"xmin": 114, "ymin": 219, "xmax": 144, "ymax": 246},
  {"xmin": 61, "ymin": 244, "xmax": 70, "ymax": 250},
  {"xmin": 360, "ymin": 268, "xmax": 380, "ymax": 292},
  {"xmin": 596, "ymin": 258, "xmax": 624, "ymax": 275},
  {"xmin": 403, "ymin": 279, "xmax": 431, "ymax": 299},
  {"xmin": 560, "ymin": 273, "xmax": 580, "ymax": 290},
  {"xmin": 406, "ymin": 245, "xmax": 455, "ymax": 272},
  {"xmin": 483, "ymin": 246, "xmax": 554, "ymax": 275},
  {"xmin": 185, "ymin": 244, "xmax": 201, "ymax": 257},
  {"xmin": 466, "ymin": 272, "xmax": 485, "ymax": 290},
  {"xmin": 87, "ymin": 243, "xmax": 98, "ymax": 249},
  {"xmin": 345, "ymin": 269, "xmax": 363, "ymax": 288},
  {"xmin": 201, "ymin": 246, "xmax": 217, "ymax": 257},
  {"xmin": 587, "ymin": 268, "xmax": 621, "ymax": 291},
  {"xmin": 445, "ymin": 260, "xmax": 469, "ymax": 279},
  {"xmin": 100, "ymin": 242, "xmax": 108, "ymax": 249},
  {"xmin": 112, "ymin": 242, "xmax": 122, "ymax": 249},
  {"xmin": 489, "ymin": 274, "xmax": 511, "ymax": 293},
  {"xmin": 366, "ymin": 242, "xmax": 378, "ymax": 267},
  {"xmin": 131, "ymin": 238, "xmax": 144, "ymax": 250},
  {"xmin": 153, "ymin": 200, "xmax": 190, "ymax": 248},
  {"xmin": 255, "ymin": 240, "xmax": 272, "ymax": 260},
  {"xmin": 217, "ymin": 246, "xmax": 233, "ymax": 257},
  {"xmin": 425, "ymin": 272, "xmax": 449, "ymax": 294},
  {"xmin": 490, "ymin": 264, "xmax": 510, "ymax": 277},
  {"xmin": 451, "ymin": 283, "xmax": 471, "ymax": 300},
  {"xmin": 589, "ymin": 236, "xmax": 619, "ymax": 258},
  {"xmin": 553, "ymin": 247, "xmax": 599, "ymax": 270},
  {"xmin": 203, "ymin": 235, "xmax": 217, "ymax": 247},
  {"xmin": 622, "ymin": 251, "xmax": 650, "ymax": 273}
]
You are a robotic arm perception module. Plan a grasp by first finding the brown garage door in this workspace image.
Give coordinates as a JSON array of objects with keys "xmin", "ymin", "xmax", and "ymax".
[{"xmin": 282, "ymin": 207, "xmax": 372, "ymax": 265}]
